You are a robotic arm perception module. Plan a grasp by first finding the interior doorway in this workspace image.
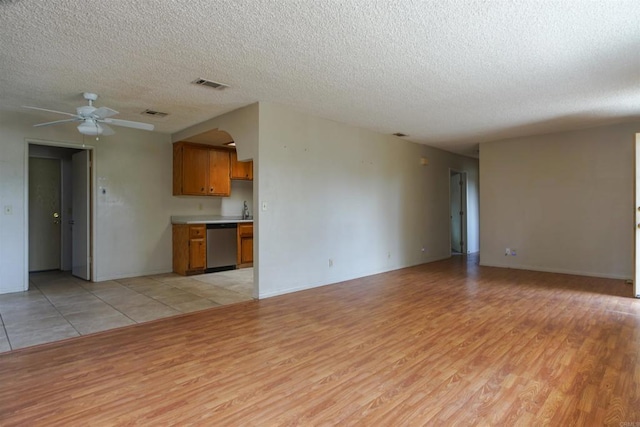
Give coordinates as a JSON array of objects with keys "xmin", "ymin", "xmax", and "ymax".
[
  {"xmin": 28, "ymin": 157, "xmax": 62, "ymax": 271},
  {"xmin": 450, "ymin": 169, "xmax": 468, "ymax": 255},
  {"xmin": 28, "ymin": 143, "xmax": 92, "ymax": 281}
]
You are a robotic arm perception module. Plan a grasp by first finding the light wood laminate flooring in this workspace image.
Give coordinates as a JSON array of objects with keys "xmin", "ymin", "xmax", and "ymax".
[{"xmin": 0, "ymin": 256, "xmax": 638, "ymax": 425}]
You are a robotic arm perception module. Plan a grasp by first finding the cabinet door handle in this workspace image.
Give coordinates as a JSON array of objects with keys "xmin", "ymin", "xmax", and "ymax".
[
  {"xmin": 200, "ymin": 187, "xmax": 204, "ymax": 192},
  {"xmin": 210, "ymin": 187, "xmax": 214, "ymax": 192}
]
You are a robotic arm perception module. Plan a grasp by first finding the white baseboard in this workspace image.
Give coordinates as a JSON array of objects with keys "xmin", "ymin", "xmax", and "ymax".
[
  {"xmin": 479, "ymin": 261, "xmax": 630, "ymax": 281},
  {"xmin": 258, "ymin": 255, "xmax": 452, "ymax": 299},
  {"xmin": 95, "ymin": 268, "xmax": 174, "ymax": 282}
]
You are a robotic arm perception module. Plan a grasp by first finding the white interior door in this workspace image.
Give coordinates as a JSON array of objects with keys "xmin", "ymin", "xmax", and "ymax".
[
  {"xmin": 29, "ymin": 157, "xmax": 61, "ymax": 271},
  {"xmin": 72, "ymin": 150, "xmax": 91, "ymax": 280}
]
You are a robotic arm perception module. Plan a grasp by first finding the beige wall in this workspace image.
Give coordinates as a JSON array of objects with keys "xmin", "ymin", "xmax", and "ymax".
[
  {"xmin": 256, "ymin": 103, "xmax": 479, "ymax": 298},
  {"xmin": 480, "ymin": 122, "xmax": 640, "ymax": 279}
]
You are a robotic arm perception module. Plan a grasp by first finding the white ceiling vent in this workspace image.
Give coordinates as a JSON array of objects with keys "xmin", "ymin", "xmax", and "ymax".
[
  {"xmin": 141, "ymin": 109, "xmax": 169, "ymax": 117},
  {"xmin": 192, "ymin": 78, "xmax": 229, "ymax": 90}
]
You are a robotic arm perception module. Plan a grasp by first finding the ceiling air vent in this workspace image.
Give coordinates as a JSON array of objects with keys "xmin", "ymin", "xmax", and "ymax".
[
  {"xmin": 141, "ymin": 109, "xmax": 169, "ymax": 118},
  {"xmin": 393, "ymin": 132, "xmax": 408, "ymax": 137},
  {"xmin": 192, "ymin": 78, "xmax": 229, "ymax": 90}
]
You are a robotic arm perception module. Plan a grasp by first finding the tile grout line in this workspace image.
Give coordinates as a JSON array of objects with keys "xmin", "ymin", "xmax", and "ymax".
[
  {"xmin": 82, "ymin": 277, "xmax": 193, "ymax": 323},
  {"xmin": 151, "ymin": 279, "xmax": 222, "ymax": 309},
  {"xmin": 81, "ymin": 285, "xmax": 140, "ymax": 325},
  {"xmin": 1, "ymin": 271, "xmax": 253, "ymax": 351},
  {"xmin": 33, "ymin": 282, "xmax": 83, "ymax": 338},
  {"xmin": 121, "ymin": 277, "xmax": 251, "ymax": 311},
  {"xmin": 0, "ymin": 311, "xmax": 11, "ymax": 351},
  {"xmin": 35, "ymin": 276, "xmax": 138, "ymax": 336},
  {"xmin": 114, "ymin": 277, "xmax": 188, "ymax": 313}
]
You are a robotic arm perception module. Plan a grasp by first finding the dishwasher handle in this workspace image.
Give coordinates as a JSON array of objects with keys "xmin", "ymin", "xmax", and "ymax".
[{"xmin": 206, "ymin": 223, "xmax": 238, "ymax": 230}]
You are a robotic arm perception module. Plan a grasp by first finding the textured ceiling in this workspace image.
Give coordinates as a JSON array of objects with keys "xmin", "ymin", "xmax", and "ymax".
[{"xmin": 0, "ymin": 0, "xmax": 638, "ymax": 156}]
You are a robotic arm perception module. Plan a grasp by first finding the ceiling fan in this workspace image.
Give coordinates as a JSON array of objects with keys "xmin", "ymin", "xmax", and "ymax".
[{"xmin": 23, "ymin": 92, "xmax": 155, "ymax": 136}]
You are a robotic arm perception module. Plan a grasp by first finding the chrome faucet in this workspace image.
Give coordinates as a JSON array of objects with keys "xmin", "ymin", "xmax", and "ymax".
[{"xmin": 242, "ymin": 201, "xmax": 251, "ymax": 220}]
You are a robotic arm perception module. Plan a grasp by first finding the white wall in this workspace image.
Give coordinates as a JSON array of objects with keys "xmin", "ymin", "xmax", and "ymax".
[
  {"xmin": 0, "ymin": 111, "xmax": 251, "ymax": 293},
  {"xmin": 221, "ymin": 180, "xmax": 254, "ymax": 217},
  {"xmin": 480, "ymin": 121, "xmax": 640, "ymax": 279},
  {"xmin": 2, "ymin": 103, "xmax": 477, "ymax": 296},
  {"xmin": 172, "ymin": 103, "xmax": 259, "ymax": 162},
  {"xmin": 256, "ymin": 103, "xmax": 479, "ymax": 298}
]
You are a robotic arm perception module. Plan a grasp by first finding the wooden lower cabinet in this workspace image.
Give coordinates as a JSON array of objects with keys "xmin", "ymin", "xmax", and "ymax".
[
  {"xmin": 237, "ymin": 223, "xmax": 253, "ymax": 267},
  {"xmin": 173, "ymin": 224, "xmax": 207, "ymax": 275}
]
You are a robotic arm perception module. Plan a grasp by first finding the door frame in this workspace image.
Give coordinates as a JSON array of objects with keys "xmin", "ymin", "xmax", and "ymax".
[
  {"xmin": 449, "ymin": 168, "xmax": 468, "ymax": 255},
  {"xmin": 24, "ymin": 139, "xmax": 96, "ymax": 288},
  {"xmin": 634, "ymin": 133, "xmax": 640, "ymax": 298}
]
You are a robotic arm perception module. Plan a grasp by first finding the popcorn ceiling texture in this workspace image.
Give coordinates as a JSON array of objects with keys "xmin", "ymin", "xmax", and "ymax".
[{"xmin": 0, "ymin": 0, "xmax": 638, "ymax": 155}]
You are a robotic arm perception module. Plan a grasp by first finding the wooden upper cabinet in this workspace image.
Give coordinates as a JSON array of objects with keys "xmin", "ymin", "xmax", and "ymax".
[
  {"xmin": 173, "ymin": 141, "xmax": 231, "ymax": 197},
  {"xmin": 181, "ymin": 144, "xmax": 209, "ymax": 195},
  {"xmin": 209, "ymin": 149, "xmax": 231, "ymax": 196},
  {"xmin": 230, "ymin": 151, "xmax": 253, "ymax": 181}
]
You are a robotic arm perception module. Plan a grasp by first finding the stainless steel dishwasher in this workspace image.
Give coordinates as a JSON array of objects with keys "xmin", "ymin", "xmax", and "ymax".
[{"xmin": 206, "ymin": 223, "xmax": 237, "ymax": 272}]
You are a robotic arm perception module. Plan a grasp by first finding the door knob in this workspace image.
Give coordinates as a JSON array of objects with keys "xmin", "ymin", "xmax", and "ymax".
[{"xmin": 53, "ymin": 212, "xmax": 59, "ymax": 218}]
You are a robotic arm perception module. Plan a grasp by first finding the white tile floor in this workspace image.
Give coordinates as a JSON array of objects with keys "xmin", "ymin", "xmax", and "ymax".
[{"xmin": 0, "ymin": 268, "xmax": 254, "ymax": 352}]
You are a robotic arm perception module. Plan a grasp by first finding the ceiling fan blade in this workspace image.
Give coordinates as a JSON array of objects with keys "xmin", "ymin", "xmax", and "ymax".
[
  {"xmin": 34, "ymin": 118, "xmax": 82, "ymax": 127},
  {"xmin": 23, "ymin": 105, "xmax": 79, "ymax": 118},
  {"xmin": 100, "ymin": 123, "xmax": 115, "ymax": 136},
  {"xmin": 93, "ymin": 106, "xmax": 119, "ymax": 119},
  {"xmin": 103, "ymin": 118, "xmax": 154, "ymax": 131}
]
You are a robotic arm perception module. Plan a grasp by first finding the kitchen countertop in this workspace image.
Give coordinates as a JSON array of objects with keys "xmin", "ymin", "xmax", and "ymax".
[{"xmin": 171, "ymin": 215, "xmax": 254, "ymax": 224}]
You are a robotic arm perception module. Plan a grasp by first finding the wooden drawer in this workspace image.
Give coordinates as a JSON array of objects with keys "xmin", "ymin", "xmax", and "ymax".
[
  {"xmin": 238, "ymin": 223, "xmax": 253, "ymax": 238},
  {"xmin": 189, "ymin": 225, "xmax": 206, "ymax": 238}
]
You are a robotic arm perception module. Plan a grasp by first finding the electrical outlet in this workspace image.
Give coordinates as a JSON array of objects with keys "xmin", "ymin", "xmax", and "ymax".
[
  {"xmin": 505, "ymin": 248, "xmax": 510, "ymax": 256},
  {"xmin": 261, "ymin": 201, "xmax": 268, "ymax": 211},
  {"xmin": 421, "ymin": 247, "xmax": 425, "ymax": 252}
]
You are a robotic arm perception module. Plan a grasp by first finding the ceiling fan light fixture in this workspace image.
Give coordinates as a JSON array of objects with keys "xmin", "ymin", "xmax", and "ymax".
[
  {"xmin": 25, "ymin": 91, "xmax": 154, "ymax": 136},
  {"xmin": 78, "ymin": 120, "xmax": 103, "ymax": 135}
]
